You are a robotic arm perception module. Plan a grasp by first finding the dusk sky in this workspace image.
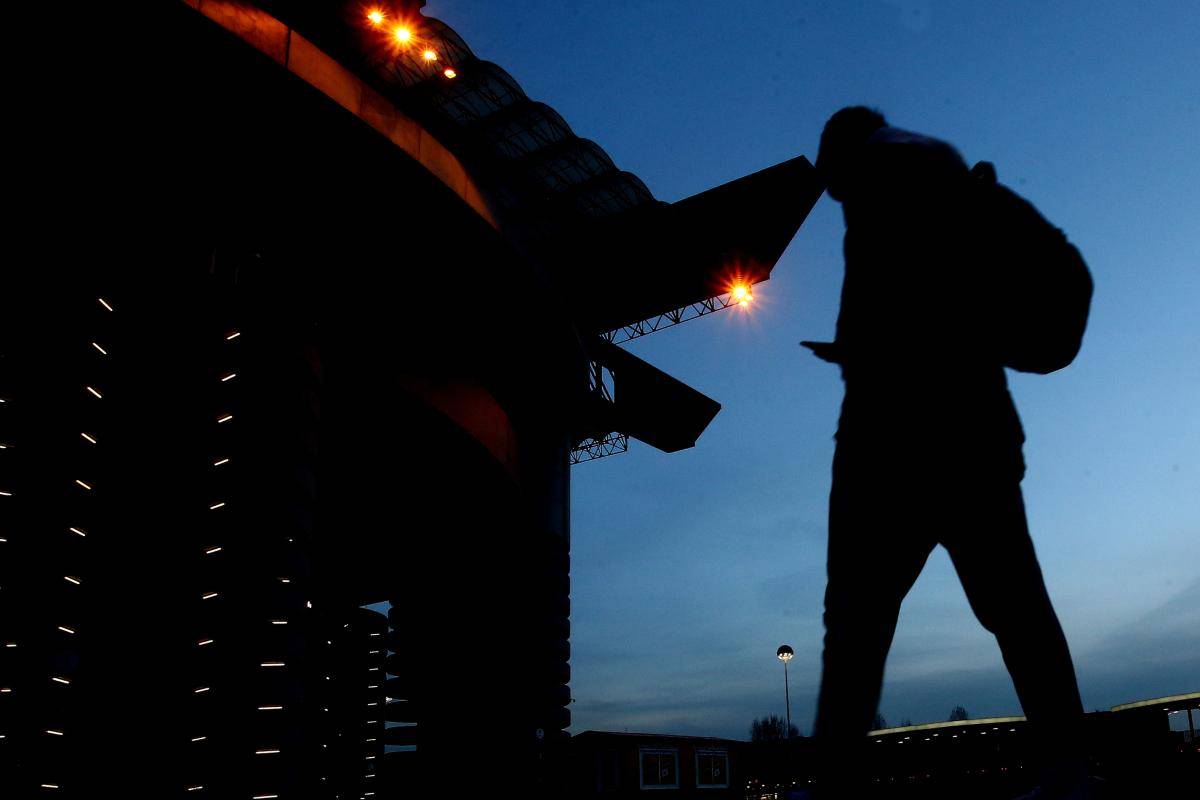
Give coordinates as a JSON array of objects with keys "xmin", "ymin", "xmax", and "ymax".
[{"xmin": 433, "ymin": 0, "xmax": 1199, "ymax": 739}]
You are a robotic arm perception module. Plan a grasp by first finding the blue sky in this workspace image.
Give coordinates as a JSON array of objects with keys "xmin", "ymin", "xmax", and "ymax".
[{"xmin": 432, "ymin": 0, "xmax": 1200, "ymax": 739}]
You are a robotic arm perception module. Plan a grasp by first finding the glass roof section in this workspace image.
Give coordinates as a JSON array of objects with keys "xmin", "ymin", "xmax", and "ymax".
[{"xmin": 359, "ymin": 10, "xmax": 659, "ymax": 229}]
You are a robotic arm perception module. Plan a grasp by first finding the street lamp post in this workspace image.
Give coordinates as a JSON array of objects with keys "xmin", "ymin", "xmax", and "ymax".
[{"xmin": 776, "ymin": 644, "xmax": 794, "ymax": 739}]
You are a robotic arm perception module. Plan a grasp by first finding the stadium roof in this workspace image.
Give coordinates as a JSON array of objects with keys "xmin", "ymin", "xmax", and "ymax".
[{"xmin": 258, "ymin": 1, "xmax": 822, "ymax": 337}]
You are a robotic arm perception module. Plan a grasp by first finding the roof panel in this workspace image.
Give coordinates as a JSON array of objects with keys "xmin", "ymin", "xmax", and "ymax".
[{"xmin": 357, "ymin": 14, "xmax": 657, "ymax": 228}]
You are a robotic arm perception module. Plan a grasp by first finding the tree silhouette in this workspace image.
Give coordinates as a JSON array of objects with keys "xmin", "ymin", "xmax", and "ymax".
[
  {"xmin": 750, "ymin": 714, "xmax": 801, "ymax": 741},
  {"xmin": 948, "ymin": 705, "xmax": 970, "ymax": 722}
]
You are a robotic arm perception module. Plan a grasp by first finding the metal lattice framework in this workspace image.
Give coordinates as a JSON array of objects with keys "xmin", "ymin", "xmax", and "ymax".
[
  {"xmin": 600, "ymin": 291, "xmax": 746, "ymax": 345},
  {"xmin": 569, "ymin": 359, "xmax": 627, "ymax": 464},
  {"xmin": 570, "ymin": 432, "xmax": 629, "ymax": 464}
]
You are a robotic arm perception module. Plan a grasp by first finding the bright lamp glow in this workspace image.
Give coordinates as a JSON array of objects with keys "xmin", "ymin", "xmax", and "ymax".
[
  {"xmin": 731, "ymin": 284, "xmax": 753, "ymax": 305},
  {"xmin": 422, "ymin": 49, "xmax": 438, "ymax": 61},
  {"xmin": 443, "ymin": 68, "xmax": 457, "ymax": 79},
  {"xmin": 367, "ymin": 9, "xmax": 385, "ymax": 26},
  {"xmin": 393, "ymin": 26, "xmax": 412, "ymax": 44}
]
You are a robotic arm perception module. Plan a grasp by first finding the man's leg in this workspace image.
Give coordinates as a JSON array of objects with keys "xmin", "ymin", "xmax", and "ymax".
[
  {"xmin": 813, "ymin": 444, "xmax": 936, "ymax": 787},
  {"xmin": 941, "ymin": 479, "xmax": 1087, "ymax": 783}
]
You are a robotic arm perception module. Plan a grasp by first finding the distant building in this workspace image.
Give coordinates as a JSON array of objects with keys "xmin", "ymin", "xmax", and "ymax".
[
  {"xmin": 570, "ymin": 731, "xmax": 743, "ymax": 798},
  {"xmin": 740, "ymin": 691, "xmax": 1199, "ymax": 797}
]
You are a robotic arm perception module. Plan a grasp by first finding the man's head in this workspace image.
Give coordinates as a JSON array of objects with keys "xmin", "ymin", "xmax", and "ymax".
[{"xmin": 817, "ymin": 106, "xmax": 887, "ymax": 202}]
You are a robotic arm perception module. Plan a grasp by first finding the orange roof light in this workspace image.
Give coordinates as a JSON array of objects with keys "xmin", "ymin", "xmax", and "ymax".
[
  {"xmin": 367, "ymin": 9, "xmax": 385, "ymax": 27},
  {"xmin": 731, "ymin": 284, "xmax": 753, "ymax": 305},
  {"xmin": 422, "ymin": 49, "xmax": 439, "ymax": 62},
  {"xmin": 393, "ymin": 26, "xmax": 412, "ymax": 44},
  {"xmin": 443, "ymin": 68, "xmax": 457, "ymax": 79}
]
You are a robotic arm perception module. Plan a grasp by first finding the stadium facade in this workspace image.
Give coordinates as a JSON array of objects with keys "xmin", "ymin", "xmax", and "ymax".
[{"xmin": 1, "ymin": 1, "xmax": 820, "ymax": 796}]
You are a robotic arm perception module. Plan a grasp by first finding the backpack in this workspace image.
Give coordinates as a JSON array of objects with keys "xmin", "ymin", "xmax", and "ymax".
[{"xmin": 969, "ymin": 161, "xmax": 1093, "ymax": 374}]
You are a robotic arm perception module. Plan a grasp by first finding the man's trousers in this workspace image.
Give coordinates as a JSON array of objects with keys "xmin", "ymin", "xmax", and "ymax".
[{"xmin": 812, "ymin": 439, "xmax": 1085, "ymax": 768}]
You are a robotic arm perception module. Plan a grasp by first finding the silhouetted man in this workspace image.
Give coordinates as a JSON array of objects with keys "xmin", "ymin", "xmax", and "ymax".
[{"xmin": 802, "ymin": 107, "xmax": 1092, "ymax": 799}]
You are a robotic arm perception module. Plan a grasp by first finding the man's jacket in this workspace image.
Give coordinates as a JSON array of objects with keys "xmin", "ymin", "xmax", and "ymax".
[{"xmin": 830, "ymin": 126, "xmax": 1025, "ymax": 469}]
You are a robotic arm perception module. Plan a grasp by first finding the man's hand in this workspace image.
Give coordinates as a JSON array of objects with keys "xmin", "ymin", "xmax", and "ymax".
[{"xmin": 801, "ymin": 340, "xmax": 843, "ymax": 364}]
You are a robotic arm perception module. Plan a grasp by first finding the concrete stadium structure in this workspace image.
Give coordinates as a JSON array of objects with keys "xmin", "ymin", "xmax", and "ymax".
[{"xmin": 0, "ymin": 1, "xmax": 820, "ymax": 796}]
